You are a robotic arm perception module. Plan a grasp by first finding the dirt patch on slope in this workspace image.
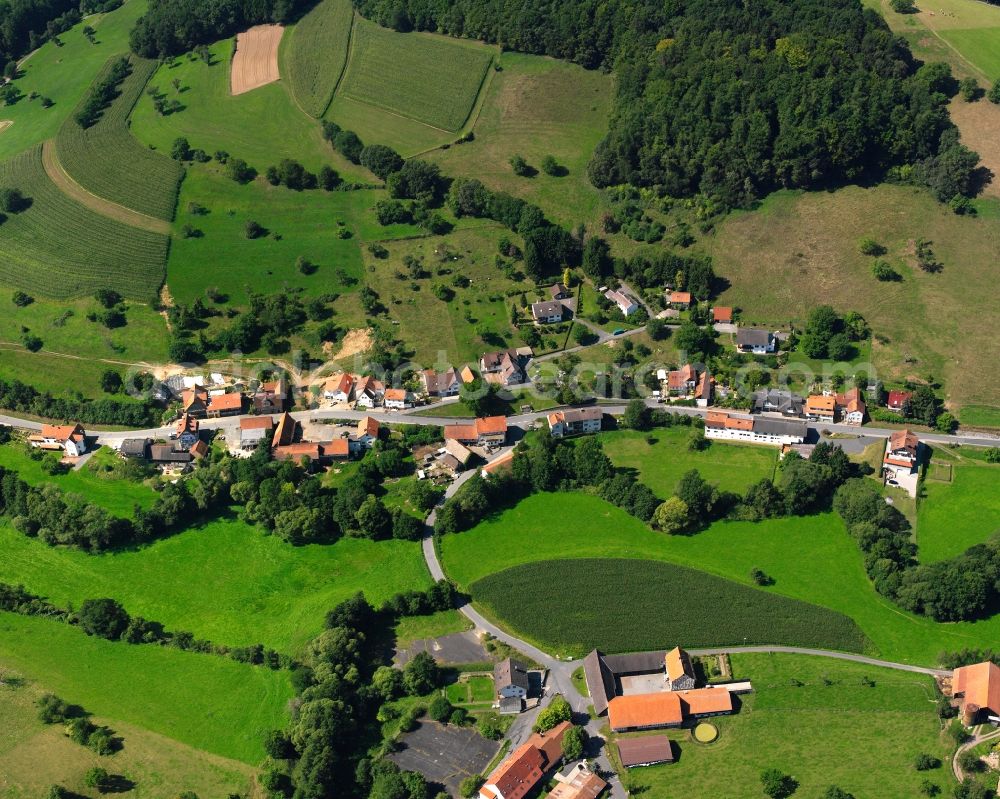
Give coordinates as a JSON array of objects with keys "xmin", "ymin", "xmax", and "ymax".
[
  {"xmin": 950, "ymin": 98, "xmax": 1000, "ymax": 198},
  {"xmin": 324, "ymin": 327, "xmax": 372, "ymax": 360},
  {"xmin": 0, "ymin": 120, "xmax": 12, "ymax": 134},
  {"xmin": 231, "ymin": 25, "xmax": 283, "ymax": 95}
]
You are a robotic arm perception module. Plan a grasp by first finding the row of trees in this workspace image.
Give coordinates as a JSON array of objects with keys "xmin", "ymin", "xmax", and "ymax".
[
  {"xmin": 581, "ymin": 239, "xmax": 716, "ymax": 298},
  {"xmin": 0, "ymin": 376, "xmax": 159, "ymax": 426},
  {"xmin": 74, "ymin": 56, "xmax": 131, "ymax": 128}
]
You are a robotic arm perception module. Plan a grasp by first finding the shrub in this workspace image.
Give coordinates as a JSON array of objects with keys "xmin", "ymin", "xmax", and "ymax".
[
  {"xmin": 84, "ymin": 767, "xmax": 110, "ymax": 791},
  {"xmin": 760, "ymin": 768, "xmax": 796, "ymax": 799},
  {"xmin": 77, "ymin": 598, "xmax": 130, "ymax": 640},
  {"xmin": 37, "ymin": 693, "xmax": 72, "ymax": 724},
  {"xmin": 533, "ymin": 696, "xmax": 571, "ymax": 732},
  {"xmin": 11, "ymin": 290, "xmax": 32, "ymax": 306},
  {"xmin": 0, "ymin": 187, "xmax": 29, "ymax": 213},
  {"xmin": 170, "ymin": 137, "xmax": 191, "ymax": 161},
  {"xmin": 428, "ymin": 694, "xmax": 453, "ymax": 722},
  {"xmin": 959, "ymin": 77, "xmax": 982, "ymax": 102},
  {"xmin": 225, "ymin": 157, "xmax": 255, "ymax": 184},
  {"xmin": 244, "ymin": 220, "xmax": 264, "ymax": 239},
  {"xmin": 989, "ymin": 80, "xmax": 1000, "ymax": 104},
  {"xmin": 872, "ymin": 260, "xmax": 901, "ymax": 281},
  {"xmin": 890, "ymin": 0, "xmax": 916, "ymax": 11},
  {"xmin": 541, "ymin": 155, "xmax": 561, "ymax": 176},
  {"xmin": 858, "ymin": 237, "xmax": 886, "ymax": 256},
  {"xmin": 510, "ymin": 154, "xmax": 533, "ymax": 177}
]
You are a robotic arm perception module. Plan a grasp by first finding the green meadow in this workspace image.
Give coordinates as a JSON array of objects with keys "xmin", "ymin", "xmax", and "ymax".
[
  {"xmin": 0, "ymin": 517, "xmax": 431, "ymax": 654},
  {"xmin": 440, "ymin": 492, "xmax": 1000, "ymax": 665},
  {"xmin": 0, "ymin": 612, "xmax": 292, "ymax": 763}
]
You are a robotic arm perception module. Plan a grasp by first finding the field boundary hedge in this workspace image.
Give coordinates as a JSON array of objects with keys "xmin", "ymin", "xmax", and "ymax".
[
  {"xmin": 55, "ymin": 54, "xmax": 184, "ymax": 221},
  {"xmin": 470, "ymin": 558, "xmax": 871, "ymax": 657}
]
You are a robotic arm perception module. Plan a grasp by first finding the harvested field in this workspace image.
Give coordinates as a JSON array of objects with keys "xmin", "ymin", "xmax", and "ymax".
[
  {"xmin": 231, "ymin": 24, "xmax": 283, "ymax": 95},
  {"xmin": 949, "ymin": 97, "xmax": 1000, "ymax": 198}
]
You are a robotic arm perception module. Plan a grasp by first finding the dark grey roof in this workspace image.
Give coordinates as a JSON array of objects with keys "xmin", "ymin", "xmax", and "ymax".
[
  {"xmin": 150, "ymin": 445, "xmax": 192, "ymax": 463},
  {"xmin": 583, "ymin": 649, "xmax": 617, "ymax": 716},
  {"xmin": 617, "ymin": 736, "xmax": 675, "ymax": 767},
  {"xmin": 494, "ymin": 657, "xmax": 529, "ymax": 690},
  {"xmin": 531, "ymin": 300, "xmax": 564, "ymax": 318},
  {"xmin": 562, "ymin": 407, "xmax": 603, "ymax": 424},
  {"xmin": 120, "ymin": 438, "xmax": 150, "ymax": 457},
  {"xmin": 752, "ymin": 389, "xmax": 804, "ymax": 416},
  {"xmin": 603, "ymin": 650, "xmax": 668, "ymax": 675},
  {"xmin": 752, "ymin": 417, "xmax": 807, "ymax": 438},
  {"xmin": 737, "ymin": 328, "xmax": 773, "ymax": 347}
]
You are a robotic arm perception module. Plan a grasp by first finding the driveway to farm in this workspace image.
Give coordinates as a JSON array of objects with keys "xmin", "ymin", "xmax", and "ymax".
[{"xmin": 953, "ymin": 727, "xmax": 1000, "ymax": 782}]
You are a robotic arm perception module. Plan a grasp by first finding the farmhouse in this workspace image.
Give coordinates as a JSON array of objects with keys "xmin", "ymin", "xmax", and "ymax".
[
  {"xmin": 420, "ymin": 367, "xmax": 461, "ymax": 397},
  {"xmin": 384, "ymin": 388, "xmax": 414, "ymax": 410},
  {"xmin": 324, "ymin": 373, "xmax": 355, "ymax": 403},
  {"xmin": 712, "ymin": 306, "xmax": 733, "ymax": 324},
  {"xmin": 239, "ymin": 415, "xmax": 274, "ymax": 450},
  {"xmin": 952, "ymin": 661, "xmax": 1000, "ymax": 725},
  {"xmin": 355, "ymin": 375, "xmax": 385, "ymax": 408},
  {"xmin": 29, "ymin": 423, "xmax": 88, "ymax": 457},
  {"xmin": 704, "ymin": 411, "xmax": 806, "ymax": 446},
  {"xmin": 886, "ymin": 390, "xmax": 912, "ymax": 413},
  {"xmin": 480, "ymin": 349, "xmax": 531, "ymax": 386},
  {"xmin": 616, "ymin": 736, "xmax": 675, "ymax": 768},
  {"xmin": 207, "ymin": 391, "xmax": 243, "ymax": 418},
  {"xmin": 253, "ymin": 378, "xmax": 288, "ymax": 413},
  {"xmin": 545, "ymin": 764, "xmax": 607, "ymax": 799},
  {"xmin": 531, "ymin": 300, "xmax": 565, "ymax": 324},
  {"xmin": 604, "ymin": 289, "xmax": 638, "ymax": 317},
  {"xmin": 150, "ymin": 445, "xmax": 192, "ymax": 473},
  {"xmin": 547, "ymin": 407, "xmax": 603, "ymax": 438},
  {"xmin": 494, "ymin": 657, "xmax": 529, "ymax": 702},
  {"xmin": 175, "ymin": 413, "xmax": 200, "ymax": 451},
  {"xmin": 444, "ymin": 416, "xmax": 508, "ymax": 446},
  {"xmin": 181, "ymin": 387, "xmax": 209, "ymax": 417},
  {"xmin": 752, "ymin": 389, "xmax": 804, "ymax": 417},
  {"xmin": 667, "ymin": 291, "xmax": 691, "ymax": 309},
  {"xmin": 356, "ymin": 416, "xmax": 381, "ymax": 449},
  {"xmin": 736, "ymin": 328, "xmax": 776, "ymax": 354},
  {"xmin": 478, "ymin": 721, "xmax": 571, "ymax": 799}
]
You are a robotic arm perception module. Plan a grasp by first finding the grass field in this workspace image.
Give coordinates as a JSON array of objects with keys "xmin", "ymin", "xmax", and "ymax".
[
  {"xmin": 0, "ymin": 443, "xmax": 157, "ymax": 515},
  {"xmin": 338, "ymin": 18, "xmax": 494, "ymax": 132},
  {"xmin": 471, "ymin": 559, "xmax": 869, "ymax": 657},
  {"xmin": 0, "ymin": 145, "xmax": 167, "ymax": 300},
  {"xmin": 600, "ymin": 428, "xmax": 778, "ymax": 497},
  {"xmin": 0, "ymin": 675, "xmax": 253, "ymax": 799},
  {"xmin": 620, "ymin": 653, "xmax": 954, "ymax": 799},
  {"xmin": 701, "ymin": 185, "xmax": 1000, "ymax": 420},
  {"xmin": 283, "ymin": 0, "xmax": 354, "ymax": 118},
  {"xmin": 440, "ymin": 492, "xmax": 1000, "ymax": 664},
  {"xmin": 394, "ymin": 609, "xmax": 472, "ymax": 647},
  {"xmin": 0, "ymin": 611, "xmax": 292, "ymax": 763},
  {"xmin": 55, "ymin": 55, "xmax": 184, "ymax": 221},
  {"xmin": 0, "ymin": 516, "xmax": 431, "ymax": 653},
  {"xmin": 917, "ymin": 451, "xmax": 1000, "ymax": 562},
  {"xmin": 0, "ymin": 0, "xmax": 147, "ymax": 160},
  {"xmin": 0, "ymin": 347, "xmax": 159, "ymax": 404},
  {"xmin": 428, "ymin": 52, "xmax": 613, "ymax": 228}
]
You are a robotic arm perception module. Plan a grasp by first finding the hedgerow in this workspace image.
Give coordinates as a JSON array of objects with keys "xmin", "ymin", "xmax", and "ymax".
[
  {"xmin": 57, "ymin": 55, "xmax": 184, "ymax": 221},
  {"xmin": 471, "ymin": 558, "xmax": 870, "ymax": 656}
]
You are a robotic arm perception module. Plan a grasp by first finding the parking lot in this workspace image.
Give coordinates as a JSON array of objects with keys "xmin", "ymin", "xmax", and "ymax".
[{"xmin": 389, "ymin": 720, "xmax": 499, "ymax": 794}]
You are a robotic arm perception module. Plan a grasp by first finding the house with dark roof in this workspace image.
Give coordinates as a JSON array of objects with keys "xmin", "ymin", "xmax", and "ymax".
[
  {"xmin": 480, "ymin": 349, "xmax": 531, "ymax": 387},
  {"xmin": 550, "ymin": 283, "xmax": 570, "ymax": 300},
  {"xmin": 420, "ymin": 368, "xmax": 461, "ymax": 397},
  {"xmin": 254, "ymin": 378, "xmax": 288, "ymax": 413},
  {"xmin": 119, "ymin": 438, "xmax": 151, "ymax": 459},
  {"xmin": 547, "ymin": 407, "xmax": 603, "ymax": 438},
  {"xmin": 531, "ymin": 300, "xmax": 565, "ymax": 324},
  {"xmin": 736, "ymin": 328, "xmax": 776, "ymax": 354},
  {"xmin": 752, "ymin": 389, "xmax": 804, "ymax": 417},
  {"xmin": 494, "ymin": 658, "xmax": 530, "ymax": 702}
]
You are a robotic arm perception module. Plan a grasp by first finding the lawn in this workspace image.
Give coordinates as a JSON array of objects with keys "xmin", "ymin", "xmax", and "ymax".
[
  {"xmin": 0, "ymin": 0, "xmax": 147, "ymax": 160},
  {"xmin": 440, "ymin": 492, "xmax": 1000, "ymax": 665},
  {"xmin": 0, "ymin": 145, "xmax": 168, "ymax": 300},
  {"xmin": 282, "ymin": 0, "xmax": 354, "ymax": 118},
  {"xmin": 0, "ymin": 443, "xmax": 157, "ymax": 515},
  {"xmin": 701, "ymin": 185, "xmax": 1000, "ymax": 420},
  {"xmin": 0, "ymin": 516, "xmax": 432, "ymax": 653},
  {"xmin": 917, "ymin": 453, "xmax": 1000, "ymax": 563},
  {"xmin": 471, "ymin": 559, "xmax": 869, "ymax": 657},
  {"xmin": 338, "ymin": 18, "xmax": 495, "ymax": 132},
  {"xmin": 428, "ymin": 52, "xmax": 612, "ymax": 229},
  {"xmin": 0, "ymin": 674, "xmax": 253, "ymax": 799},
  {"xmin": 394, "ymin": 609, "xmax": 472, "ymax": 648},
  {"xmin": 619, "ymin": 653, "xmax": 955, "ymax": 799},
  {"xmin": 599, "ymin": 428, "xmax": 778, "ymax": 497},
  {"xmin": 0, "ymin": 347, "xmax": 158, "ymax": 405},
  {"xmin": 0, "ymin": 611, "xmax": 293, "ymax": 763},
  {"xmin": 446, "ymin": 675, "xmax": 494, "ymax": 705}
]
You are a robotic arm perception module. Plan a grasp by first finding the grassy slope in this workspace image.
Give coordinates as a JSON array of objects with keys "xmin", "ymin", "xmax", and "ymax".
[
  {"xmin": 0, "ymin": 444, "xmax": 157, "ymax": 515},
  {"xmin": 917, "ymin": 452, "xmax": 1000, "ymax": 562},
  {"xmin": 0, "ymin": 676, "xmax": 252, "ymax": 799},
  {"xmin": 427, "ymin": 52, "xmax": 612, "ymax": 229},
  {"xmin": 600, "ymin": 428, "xmax": 778, "ymax": 497},
  {"xmin": 282, "ymin": 0, "xmax": 354, "ymax": 118},
  {"xmin": 440, "ymin": 492, "xmax": 1000, "ymax": 664},
  {"xmin": 0, "ymin": 612, "xmax": 292, "ymax": 763},
  {"xmin": 0, "ymin": 516, "xmax": 431, "ymax": 654},
  {"xmin": 0, "ymin": 348, "xmax": 155, "ymax": 405},
  {"xmin": 0, "ymin": 0, "xmax": 147, "ymax": 160},
  {"xmin": 622, "ymin": 653, "xmax": 954, "ymax": 799},
  {"xmin": 701, "ymin": 185, "xmax": 1000, "ymax": 418}
]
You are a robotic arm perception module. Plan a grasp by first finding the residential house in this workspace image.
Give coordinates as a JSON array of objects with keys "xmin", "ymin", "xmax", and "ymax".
[
  {"xmin": 383, "ymin": 388, "xmax": 414, "ymax": 410},
  {"xmin": 189, "ymin": 439, "xmax": 208, "ymax": 460},
  {"xmin": 604, "ymin": 289, "xmax": 638, "ymax": 317},
  {"xmin": 705, "ymin": 411, "xmax": 806, "ymax": 446},
  {"xmin": 736, "ymin": 328, "xmax": 776, "ymax": 354},
  {"xmin": 323, "ymin": 373, "xmax": 355, "ymax": 404},
  {"xmin": 356, "ymin": 416, "xmax": 381, "ymax": 449},
  {"xmin": 119, "ymin": 438, "xmax": 150, "ymax": 459},
  {"xmin": 835, "ymin": 387, "xmax": 866, "ymax": 426},
  {"xmin": 667, "ymin": 291, "xmax": 691, "ymax": 309},
  {"xmin": 324, "ymin": 439, "xmax": 351, "ymax": 460},
  {"xmin": 239, "ymin": 416, "xmax": 274, "ymax": 450},
  {"xmin": 545, "ymin": 764, "xmax": 607, "ymax": 799},
  {"xmin": 207, "ymin": 392, "xmax": 243, "ymax": 418},
  {"xmin": 712, "ymin": 306, "xmax": 733, "ymax": 324},
  {"xmin": 459, "ymin": 365, "xmax": 477, "ymax": 385},
  {"xmin": 480, "ymin": 349, "xmax": 530, "ymax": 387},
  {"xmin": 882, "ymin": 428, "xmax": 920, "ymax": 497},
  {"xmin": 354, "ymin": 375, "xmax": 385, "ymax": 409},
  {"xmin": 494, "ymin": 657, "xmax": 530, "ymax": 702},
  {"xmin": 886, "ymin": 390, "xmax": 912, "ymax": 413},
  {"xmin": 175, "ymin": 413, "xmax": 201, "ymax": 451},
  {"xmin": 253, "ymin": 378, "xmax": 288, "ymax": 413},
  {"xmin": 547, "ymin": 407, "xmax": 603, "ymax": 438},
  {"xmin": 693, "ymin": 369, "xmax": 713, "ymax": 407},
  {"xmin": 444, "ymin": 438, "xmax": 474, "ymax": 469},
  {"xmin": 661, "ymin": 364, "xmax": 713, "ymax": 407},
  {"xmin": 664, "ymin": 647, "xmax": 696, "ymax": 691},
  {"xmin": 952, "ymin": 661, "xmax": 1000, "ymax": 725},
  {"xmin": 531, "ymin": 300, "xmax": 564, "ymax": 324},
  {"xmin": 617, "ymin": 737, "xmax": 674, "ymax": 768},
  {"xmin": 804, "ymin": 394, "xmax": 836, "ymax": 423},
  {"xmin": 550, "ymin": 283, "xmax": 570, "ymax": 300},
  {"xmin": 149, "ymin": 444, "xmax": 192, "ymax": 469},
  {"xmin": 29, "ymin": 424, "xmax": 88, "ymax": 457},
  {"xmin": 478, "ymin": 721, "xmax": 571, "ymax": 799},
  {"xmin": 444, "ymin": 416, "xmax": 507, "ymax": 446},
  {"xmin": 420, "ymin": 368, "xmax": 461, "ymax": 397},
  {"xmin": 608, "ymin": 687, "xmax": 734, "ymax": 732},
  {"xmin": 181, "ymin": 387, "xmax": 209, "ymax": 418},
  {"xmin": 752, "ymin": 389, "xmax": 804, "ymax": 417}
]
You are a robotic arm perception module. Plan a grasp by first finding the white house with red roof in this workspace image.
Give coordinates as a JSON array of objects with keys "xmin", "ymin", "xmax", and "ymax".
[{"xmin": 29, "ymin": 423, "xmax": 87, "ymax": 457}]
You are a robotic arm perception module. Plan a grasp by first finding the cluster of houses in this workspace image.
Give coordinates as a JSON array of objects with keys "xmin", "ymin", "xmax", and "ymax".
[
  {"xmin": 803, "ymin": 388, "xmax": 866, "ymax": 426},
  {"xmin": 478, "ymin": 720, "xmax": 607, "ymax": 799}
]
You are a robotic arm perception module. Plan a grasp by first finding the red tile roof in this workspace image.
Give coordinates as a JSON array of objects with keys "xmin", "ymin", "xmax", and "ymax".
[
  {"xmin": 273, "ymin": 443, "xmax": 321, "ymax": 461},
  {"xmin": 325, "ymin": 439, "xmax": 350, "ymax": 457},
  {"xmin": 609, "ymin": 688, "xmax": 733, "ymax": 730},
  {"xmin": 712, "ymin": 306, "xmax": 733, "ymax": 322},
  {"xmin": 357, "ymin": 416, "xmax": 380, "ymax": 438},
  {"xmin": 665, "ymin": 647, "xmax": 693, "ymax": 682},
  {"xmin": 209, "ymin": 392, "xmax": 243, "ymax": 411},
  {"xmin": 240, "ymin": 416, "xmax": 274, "ymax": 430},
  {"xmin": 668, "ymin": 291, "xmax": 691, "ymax": 304},
  {"xmin": 887, "ymin": 390, "xmax": 912, "ymax": 410},
  {"xmin": 176, "ymin": 413, "xmax": 200, "ymax": 434},
  {"xmin": 189, "ymin": 439, "xmax": 208, "ymax": 459},
  {"xmin": 476, "ymin": 415, "xmax": 508, "ymax": 435},
  {"xmin": 39, "ymin": 423, "xmax": 83, "ymax": 441},
  {"xmin": 954, "ymin": 661, "xmax": 1000, "ymax": 717}
]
